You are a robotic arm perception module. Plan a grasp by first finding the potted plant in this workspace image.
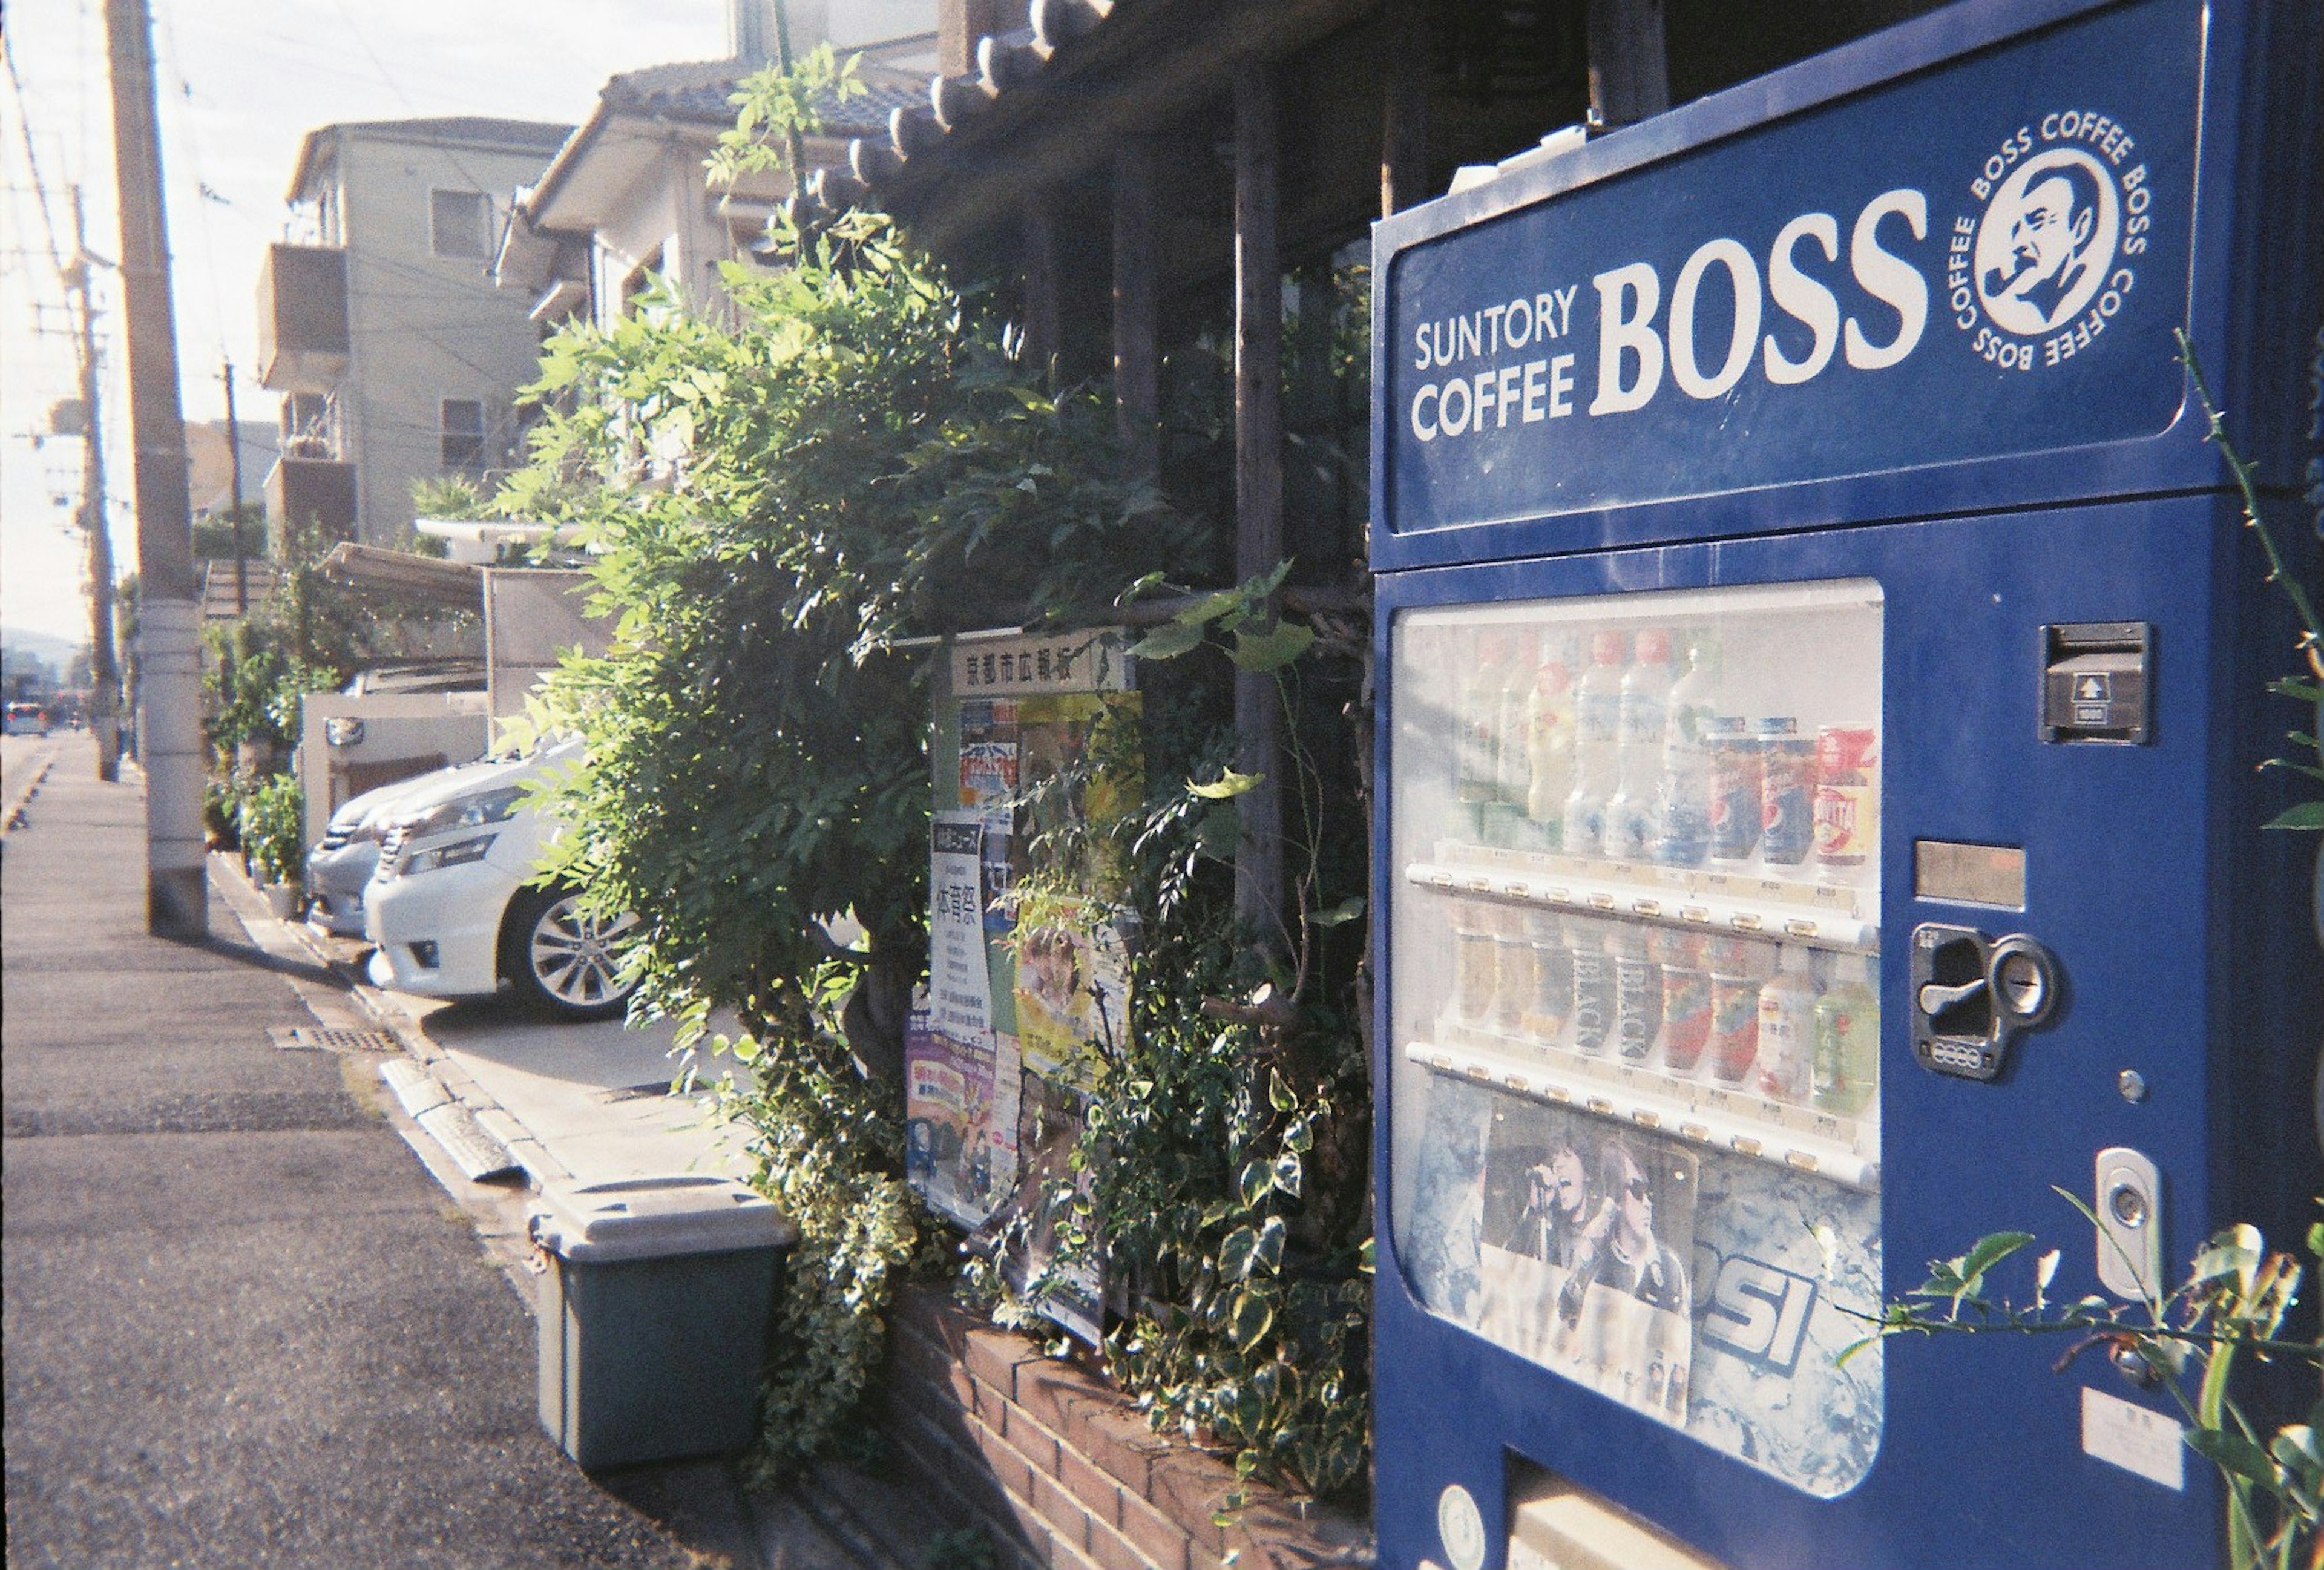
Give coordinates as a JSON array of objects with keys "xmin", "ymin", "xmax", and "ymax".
[{"xmin": 239, "ymin": 774, "xmax": 307, "ymax": 919}]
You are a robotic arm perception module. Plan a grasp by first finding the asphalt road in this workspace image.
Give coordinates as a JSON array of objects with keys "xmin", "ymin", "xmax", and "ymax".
[{"xmin": 2, "ymin": 737, "xmax": 698, "ymax": 1568}]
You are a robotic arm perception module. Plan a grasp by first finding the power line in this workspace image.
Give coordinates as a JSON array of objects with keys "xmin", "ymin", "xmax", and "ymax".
[{"xmin": 0, "ymin": 30, "xmax": 68, "ymax": 278}]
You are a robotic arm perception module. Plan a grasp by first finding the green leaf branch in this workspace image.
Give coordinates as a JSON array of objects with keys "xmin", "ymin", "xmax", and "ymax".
[{"xmin": 2176, "ymin": 329, "xmax": 2324, "ymax": 832}]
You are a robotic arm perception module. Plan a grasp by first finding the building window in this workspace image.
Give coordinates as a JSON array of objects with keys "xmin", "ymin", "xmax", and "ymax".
[
  {"xmin": 441, "ymin": 399, "xmax": 486, "ymax": 475},
  {"xmin": 430, "ymin": 189, "xmax": 491, "ymax": 260}
]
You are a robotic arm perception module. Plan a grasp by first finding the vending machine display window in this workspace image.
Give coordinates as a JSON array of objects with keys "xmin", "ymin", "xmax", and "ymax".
[{"xmin": 1389, "ymin": 579, "xmax": 1885, "ymax": 1497}]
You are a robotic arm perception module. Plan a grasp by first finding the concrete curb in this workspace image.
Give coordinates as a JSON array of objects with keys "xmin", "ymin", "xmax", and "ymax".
[{"xmin": 2, "ymin": 744, "xmax": 58, "ymax": 839}]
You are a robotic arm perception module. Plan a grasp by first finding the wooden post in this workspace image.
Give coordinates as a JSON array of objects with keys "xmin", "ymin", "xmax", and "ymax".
[
  {"xmin": 1021, "ymin": 189, "xmax": 1063, "ymax": 378},
  {"xmin": 1381, "ymin": 0, "xmax": 1431, "ymax": 217},
  {"xmin": 1111, "ymin": 141, "xmax": 1158, "ymax": 479},
  {"xmin": 1586, "ymin": 0, "xmax": 1669, "ymax": 129},
  {"xmin": 1233, "ymin": 61, "xmax": 1284, "ymax": 943},
  {"xmin": 222, "ymin": 361, "xmax": 249, "ymax": 614}
]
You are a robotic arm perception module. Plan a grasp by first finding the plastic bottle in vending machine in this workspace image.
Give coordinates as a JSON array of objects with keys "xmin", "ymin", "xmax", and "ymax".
[
  {"xmin": 1706, "ymin": 936, "xmax": 1770, "ymax": 1083},
  {"xmin": 1758, "ymin": 717, "xmax": 1817, "ymax": 866},
  {"xmin": 1813, "ymin": 725, "xmax": 1880, "ymax": 879},
  {"xmin": 1452, "ymin": 902, "xmax": 1497, "ymax": 1024},
  {"xmin": 1489, "ymin": 905, "xmax": 1531, "ymax": 1036},
  {"xmin": 1604, "ymin": 628, "xmax": 1673, "ymax": 862},
  {"xmin": 1495, "ymin": 632, "xmax": 1539, "ymax": 807},
  {"xmin": 1457, "ymin": 632, "xmax": 1512, "ymax": 809},
  {"xmin": 1651, "ymin": 928, "xmax": 1712, "ymax": 1074},
  {"xmin": 1521, "ymin": 910, "xmax": 1573, "ymax": 1043},
  {"xmin": 1567, "ymin": 916, "xmax": 1615, "ymax": 1056},
  {"xmin": 1754, "ymin": 945, "xmax": 1819, "ymax": 1103},
  {"xmin": 1522, "ymin": 650, "xmax": 1577, "ymax": 848},
  {"xmin": 1707, "ymin": 716, "xmax": 1762, "ymax": 864},
  {"xmin": 1610, "ymin": 921, "xmax": 1664, "ymax": 1062},
  {"xmin": 1562, "ymin": 631, "xmax": 1629, "ymax": 857},
  {"xmin": 1812, "ymin": 951, "xmax": 1881, "ymax": 1115},
  {"xmin": 1655, "ymin": 634, "xmax": 1720, "ymax": 867}
]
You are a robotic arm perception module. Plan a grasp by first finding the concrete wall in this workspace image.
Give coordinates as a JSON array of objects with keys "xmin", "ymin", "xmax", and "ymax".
[
  {"xmin": 297, "ymin": 691, "xmax": 493, "ymax": 850},
  {"xmin": 333, "ymin": 128, "xmax": 563, "ymax": 544}
]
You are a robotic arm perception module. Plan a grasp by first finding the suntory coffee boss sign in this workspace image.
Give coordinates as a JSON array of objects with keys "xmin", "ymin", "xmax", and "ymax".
[{"xmin": 1379, "ymin": 0, "xmax": 2198, "ymax": 536}]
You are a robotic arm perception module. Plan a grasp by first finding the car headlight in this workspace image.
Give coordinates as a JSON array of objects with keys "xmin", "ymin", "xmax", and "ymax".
[
  {"xmin": 398, "ymin": 786, "xmax": 525, "ymax": 839},
  {"xmin": 402, "ymin": 833, "xmax": 497, "ymax": 875}
]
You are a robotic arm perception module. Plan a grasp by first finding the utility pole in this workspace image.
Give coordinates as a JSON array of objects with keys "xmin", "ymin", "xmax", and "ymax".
[
  {"xmin": 221, "ymin": 360, "xmax": 248, "ymax": 613},
  {"xmin": 107, "ymin": 0, "xmax": 207, "ymax": 938},
  {"xmin": 66, "ymin": 186, "xmax": 123, "ymax": 781}
]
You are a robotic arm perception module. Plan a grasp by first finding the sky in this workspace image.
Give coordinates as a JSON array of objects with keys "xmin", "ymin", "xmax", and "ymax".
[{"xmin": 0, "ymin": 0, "xmax": 736, "ymax": 645}]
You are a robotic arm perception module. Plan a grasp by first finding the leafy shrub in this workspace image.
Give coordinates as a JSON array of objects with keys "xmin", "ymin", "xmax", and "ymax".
[
  {"xmin": 709, "ymin": 979, "xmax": 920, "ymax": 1478},
  {"xmin": 205, "ymin": 619, "xmax": 338, "ymax": 764},
  {"xmin": 499, "ymin": 209, "xmax": 1193, "ymax": 1465},
  {"xmin": 965, "ymin": 577, "xmax": 1376, "ymax": 1502},
  {"xmin": 239, "ymin": 774, "xmax": 306, "ymax": 886}
]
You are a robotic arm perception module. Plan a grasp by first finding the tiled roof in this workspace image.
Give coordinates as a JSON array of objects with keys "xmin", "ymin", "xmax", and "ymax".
[
  {"xmin": 832, "ymin": 0, "xmax": 1124, "ymax": 208},
  {"xmin": 600, "ymin": 57, "xmax": 931, "ymax": 139}
]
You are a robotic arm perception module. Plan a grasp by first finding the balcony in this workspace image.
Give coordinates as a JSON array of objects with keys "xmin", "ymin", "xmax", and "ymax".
[
  {"xmin": 256, "ymin": 243, "xmax": 349, "ymax": 392},
  {"xmin": 265, "ymin": 455, "xmax": 357, "ymax": 545}
]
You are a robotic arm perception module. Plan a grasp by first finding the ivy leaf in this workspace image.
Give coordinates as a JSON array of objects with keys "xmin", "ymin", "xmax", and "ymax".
[
  {"xmin": 1267, "ymin": 1067, "xmax": 1296, "ymax": 1113},
  {"xmin": 1174, "ymin": 586, "xmax": 1249, "ymax": 628},
  {"xmin": 1113, "ymin": 570, "xmax": 1168, "ymax": 608},
  {"xmin": 2262, "ymin": 798, "xmax": 2324, "ymax": 830},
  {"xmin": 1230, "ymin": 621, "xmax": 1315, "ymax": 673},
  {"xmin": 1229, "ymin": 1290, "xmax": 1274, "ymax": 1350},
  {"xmin": 1220, "ymin": 1225, "xmax": 1259, "ymax": 1279},
  {"xmin": 1309, "ymin": 896, "xmax": 1365, "ymax": 928},
  {"xmin": 1252, "ymin": 1216, "xmax": 1287, "ymax": 1273},
  {"xmin": 1130, "ymin": 620, "xmax": 1205, "ymax": 661},
  {"xmin": 1190, "ymin": 768, "xmax": 1265, "ymax": 801},
  {"xmin": 1239, "ymin": 1160, "xmax": 1274, "ymax": 1208},
  {"xmin": 2268, "ymin": 677, "xmax": 2323, "ymax": 703},
  {"xmin": 1272, "ymin": 1151, "xmax": 1303, "ymax": 1197}
]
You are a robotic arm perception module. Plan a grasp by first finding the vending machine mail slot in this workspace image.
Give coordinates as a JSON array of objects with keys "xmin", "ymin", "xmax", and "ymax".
[{"xmin": 2041, "ymin": 623, "xmax": 2152, "ymax": 744}]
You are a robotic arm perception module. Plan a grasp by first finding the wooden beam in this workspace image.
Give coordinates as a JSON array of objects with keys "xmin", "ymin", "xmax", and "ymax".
[
  {"xmin": 1380, "ymin": 0, "xmax": 1430, "ymax": 217},
  {"xmin": 1111, "ymin": 140, "xmax": 1158, "ymax": 479},
  {"xmin": 1586, "ymin": 0, "xmax": 1669, "ymax": 128},
  {"xmin": 1021, "ymin": 189, "xmax": 1063, "ymax": 375},
  {"xmin": 1233, "ymin": 59, "xmax": 1285, "ymax": 944}
]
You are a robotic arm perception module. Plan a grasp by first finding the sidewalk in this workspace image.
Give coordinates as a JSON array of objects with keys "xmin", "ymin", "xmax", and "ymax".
[{"xmin": 0, "ymin": 735, "xmax": 879, "ymax": 1568}]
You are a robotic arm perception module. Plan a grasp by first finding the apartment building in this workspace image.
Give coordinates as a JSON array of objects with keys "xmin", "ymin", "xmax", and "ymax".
[
  {"xmin": 255, "ymin": 117, "xmax": 571, "ymax": 545},
  {"xmin": 494, "ymin": 0, "xmax": 933, "ymax": 335}
]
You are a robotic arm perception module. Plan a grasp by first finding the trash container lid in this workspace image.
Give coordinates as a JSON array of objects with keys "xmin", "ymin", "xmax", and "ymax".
[{"xmin": 528, "ymin": 1175, "xmax": 797, "ymax": 1263}]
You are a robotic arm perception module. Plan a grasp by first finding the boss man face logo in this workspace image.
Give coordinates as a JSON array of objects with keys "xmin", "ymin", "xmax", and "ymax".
[{"xmin": 1950, "ymin": 111, "xmax": 2153, "ymax": 371}]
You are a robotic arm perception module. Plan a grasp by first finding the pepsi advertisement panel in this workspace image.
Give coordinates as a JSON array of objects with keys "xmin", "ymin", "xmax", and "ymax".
[{"xmin": 1380, "ymin": 0, "xmax": 2198, "ymax": 537}]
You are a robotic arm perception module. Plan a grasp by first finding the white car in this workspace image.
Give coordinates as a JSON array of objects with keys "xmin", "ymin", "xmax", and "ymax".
[
  {"xmin": 306, "ymin": 763, "xmax": 489, "ymax": 936},
  {"xmin": 363, "ymin": 737, "xmax": 640, "ymax": 1021}
]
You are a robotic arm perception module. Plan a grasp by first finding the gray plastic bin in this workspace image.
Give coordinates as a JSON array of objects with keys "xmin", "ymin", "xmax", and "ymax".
[{"xmin": 528, "ymin": 1175, "xmax": 796, "ymax": 1469}]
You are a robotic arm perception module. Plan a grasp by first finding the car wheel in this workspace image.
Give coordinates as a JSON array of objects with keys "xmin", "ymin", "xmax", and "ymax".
[{"xmin": 502, "ymin": 886, "xmax": 640, "ymax": 1022}]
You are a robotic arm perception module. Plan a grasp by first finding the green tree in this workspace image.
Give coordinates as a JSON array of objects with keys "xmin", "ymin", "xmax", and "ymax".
[{"xmin": 514, "ymin": 215, "xmax": 1180, "ymax": 1058}]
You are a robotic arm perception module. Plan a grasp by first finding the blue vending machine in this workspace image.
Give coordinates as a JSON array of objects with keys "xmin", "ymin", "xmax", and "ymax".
[{"xmin": 1368, "ymin": 2, "xmax": 2321, "ymax": 1568}]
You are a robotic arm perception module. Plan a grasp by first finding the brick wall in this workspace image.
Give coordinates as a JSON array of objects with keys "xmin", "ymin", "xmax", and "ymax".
[{"xmin": 879, "ymin": 1285, "xmax": 1370, "ymax": 1570}]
